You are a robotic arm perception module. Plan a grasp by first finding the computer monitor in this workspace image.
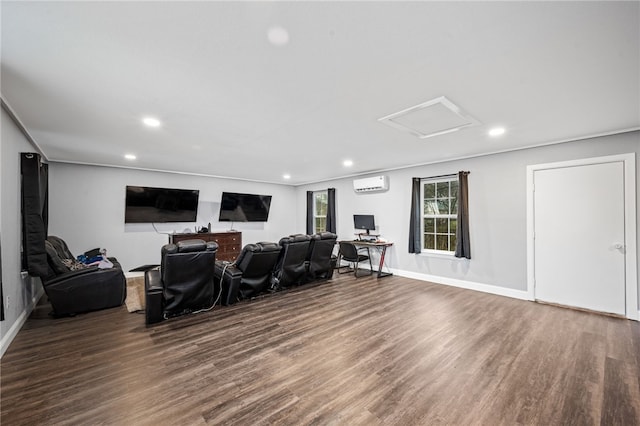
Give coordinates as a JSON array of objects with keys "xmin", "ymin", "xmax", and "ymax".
[{"xmin": 353, "ymin": 214, "xmax": 376, "ymax": 235}]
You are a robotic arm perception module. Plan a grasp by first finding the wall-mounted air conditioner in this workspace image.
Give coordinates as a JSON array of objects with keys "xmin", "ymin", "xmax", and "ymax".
[{"xmin": 353, "ymin": 176, "xmax": 389, "ymax": 193}]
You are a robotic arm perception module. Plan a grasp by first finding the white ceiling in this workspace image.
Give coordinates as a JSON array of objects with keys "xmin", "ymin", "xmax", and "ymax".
[{"xmin": 2, "ymin": 1, "xmax": 639, "ymax": 185}]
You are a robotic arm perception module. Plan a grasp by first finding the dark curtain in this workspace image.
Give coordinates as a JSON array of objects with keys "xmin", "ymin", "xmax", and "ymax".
[
  {"xmin": 408, "ymin": 178, "xmax": 421, "ymax": 253},
  {"xmin": 21, "ymin": 152, "xmax": 49, "ymax": 277},
  {"xmin": 41, "ymin": 162, "xmax": 49, "ymax": 234},
  {"xmin": 326, "ymin": 188, "xmax": 336, "ymax": 234},
  {"xmin": 306, "ymin": 191, "xmax": 314, "ymax": 235},
  {"xmin": 1, "ymin": 238, "xmax": 3, "ymax": 321},
  {"xmin": 455, "ymin": 171, "xmax": 471, "ymax": 259}
]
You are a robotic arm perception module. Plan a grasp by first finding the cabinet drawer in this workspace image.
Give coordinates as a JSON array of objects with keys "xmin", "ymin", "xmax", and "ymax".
[
  {"xmin": 217, "ymin": 245, "xmax": 240, "ymax": 253},
  {"xmin": 169, "ymin": 231, "xmax": 241, "ymax": 262}
]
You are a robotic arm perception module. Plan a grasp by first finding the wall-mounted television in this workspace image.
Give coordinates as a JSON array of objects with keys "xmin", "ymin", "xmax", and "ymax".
[
  {"xmin": 218, "ymin": 192, "xmax": 272, "ymax": 222},
  {"xmin": 354, "ymin": 214, "xmax": 376, "ymax": 234},
  {"xmin": 125, "ymin": 186, "xmax": 199, "ymax": 223}
]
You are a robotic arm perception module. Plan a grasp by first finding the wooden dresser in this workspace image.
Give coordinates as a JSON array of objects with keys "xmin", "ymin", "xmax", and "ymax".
[{"xmin": 169, "ymin": 231, "xmax": 242, "ymax": 262}]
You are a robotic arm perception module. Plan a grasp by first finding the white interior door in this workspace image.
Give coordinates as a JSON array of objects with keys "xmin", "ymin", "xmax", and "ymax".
[{"xmin": 533, "ymin": 161, "xmax": 626, "ymax": 315}]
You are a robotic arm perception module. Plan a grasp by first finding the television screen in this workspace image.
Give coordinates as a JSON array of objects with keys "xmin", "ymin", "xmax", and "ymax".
[
  {"xmin": 125, "ymin": 186, "xmax": 199, "ymax": 223},
  {"xmin": 219, "ymin": 192, "xmax": 272, "ymax": 222},
  {"xmin": 354, "ymin": 214, "xmax": 376, "ymax": 233}
]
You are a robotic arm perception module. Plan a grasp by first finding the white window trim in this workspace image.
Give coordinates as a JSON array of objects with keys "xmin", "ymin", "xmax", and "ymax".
[
  {"xmin": 420, "ymin": 176, "xmax": 458, "ymax": 254},
  {"xmin": 418, "ymin": 250, "xmax": 456, "ymax": 258},
  {"xmin": 313, "ymin": 190, "xmax": 328, "ymax": 234}
]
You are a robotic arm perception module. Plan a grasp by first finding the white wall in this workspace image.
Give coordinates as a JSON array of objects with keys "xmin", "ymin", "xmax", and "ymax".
[
  {"xmin": 5, "ymin": 123, "xmax": 639, "ymax": 359},
  {"xmin": 297, "ymin": 131, "xmax": 640, "ymax": 304},
  {"xmin": 1, "ymin": 107, "xmax": 44, "ymax": 357},
  {"xmin": 48, "ymin": 164, "xmax": 297, "ymax": 272}
]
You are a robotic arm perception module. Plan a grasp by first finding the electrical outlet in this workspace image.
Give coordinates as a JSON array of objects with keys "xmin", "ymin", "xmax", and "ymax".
[{"xmin": 5, "ymin": 296, "xmax": 10, "ymax": 310}]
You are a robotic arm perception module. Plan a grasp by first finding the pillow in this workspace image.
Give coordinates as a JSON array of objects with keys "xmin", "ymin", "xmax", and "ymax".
[{"xmin": 62, "ymin": 258, "xmax": 88, "ymax": 271}]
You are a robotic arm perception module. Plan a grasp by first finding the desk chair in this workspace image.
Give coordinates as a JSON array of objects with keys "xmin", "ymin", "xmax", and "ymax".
[{"xmin": 337, "ymin": 241, "xmax": 373, "ymax": 278}]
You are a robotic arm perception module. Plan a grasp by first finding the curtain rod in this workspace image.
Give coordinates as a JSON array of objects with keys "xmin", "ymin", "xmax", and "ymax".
[{"xmin": 417, "ymin": 171, "xmax": 470, "ymax": 180}]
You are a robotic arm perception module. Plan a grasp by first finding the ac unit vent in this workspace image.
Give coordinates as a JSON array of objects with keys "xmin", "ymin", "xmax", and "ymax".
[
  {"xmin": 378, "ymin": 96, "xmax": 481, "ymax": 139},
  {"xmin": 353, "ymin": 176, "xmax": 388, "ymax": 193}
]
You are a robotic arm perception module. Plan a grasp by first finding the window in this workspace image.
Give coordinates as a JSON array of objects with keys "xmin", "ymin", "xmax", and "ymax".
[
  {"xmin": 313, "ymin": 191, "xmax": 328, "ymax": 233},
  {"xmin": 422, "ymin": 178, "xmax": 458, "ymax": 253}
]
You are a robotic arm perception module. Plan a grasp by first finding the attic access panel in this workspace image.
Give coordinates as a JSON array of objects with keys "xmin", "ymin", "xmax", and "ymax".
[{"xmin": 378, "ymin": 96, "xmax": 481, "ymax": 139}]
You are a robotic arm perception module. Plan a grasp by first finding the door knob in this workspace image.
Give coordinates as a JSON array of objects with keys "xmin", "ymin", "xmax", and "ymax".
[{"xmin": 612, "ymin": 243, "xmax": 625, "ymax": 252}]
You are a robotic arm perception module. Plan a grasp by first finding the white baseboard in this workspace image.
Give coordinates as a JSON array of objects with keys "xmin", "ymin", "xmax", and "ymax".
[
  {"xmin": 390, "ymin": 268, "xmax": 532, "ymax": 301},
  {"xmin": 0, "ymin": 287, "xmax": 44, "ymax": 358}
]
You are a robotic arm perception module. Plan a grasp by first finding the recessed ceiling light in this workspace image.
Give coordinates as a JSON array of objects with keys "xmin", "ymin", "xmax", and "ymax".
[
  {"xmin": 283, "ymin": 174, "xmax": 291, "ymax": 180},
  {"xmin": 343, "ymin": 159, "xmax": 353, "ymax": 167},
  {"xmin": 142, "ymin": 117, "xmax": 161, "ymax": 127},
  {"xmin": 489, "ymin": 127, "xmax": 506, "ymax": 137},
  {"xmin": 124, "ymin": 154, "xmax": 137, "ymax": 160},
  {"xmin": 267, "ymin": 26, "xmax": 289, "ymax": 46}
]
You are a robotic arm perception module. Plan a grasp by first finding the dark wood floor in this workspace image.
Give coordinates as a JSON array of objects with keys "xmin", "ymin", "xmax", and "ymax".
[{"xmin": 2, "ymin": 273, "xmax": 639, "ymax": 425}]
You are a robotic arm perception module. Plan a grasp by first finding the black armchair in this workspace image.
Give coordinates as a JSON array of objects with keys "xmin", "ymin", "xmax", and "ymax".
[
  {"xmin": 272, "ymin": 234, "xmax": 312, "ymax": 290},
  {"xmin": 43, "ymin": 236, "xmax": 126, "ymax": 316},
  {"xmin": 306, "ymin": 232, "xmax": 338, "ymax": 281},
  {"xmin": 214, "ymin": 242, "xmax": 281, "ymax": 304},
  {"xmin": 337, "ymin": 241, "xmax": 373, "ymax": 278},
  {"xmin": 145, "ymin": 239, "xmax": 218, "ymax": 325}
]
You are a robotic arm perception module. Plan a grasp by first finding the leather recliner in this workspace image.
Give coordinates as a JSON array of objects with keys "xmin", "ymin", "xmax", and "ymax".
[
  {"xmin": 272, "ymin": 234, "xmax": 312, "ymax": 290},
  {"xmin": 214, "ymin": 242, "xmax": 281, "ymax": 304},
  {"xmin": 43, "ymin": 236, "xmax": 126, "ymax": 316},
  {"xmin": 306, "ymin": 232, "xmax": 338, "ymax": 281},
  {"xmin": 145, "ymin": 239, "xmax": 218, "ymax": 325}
]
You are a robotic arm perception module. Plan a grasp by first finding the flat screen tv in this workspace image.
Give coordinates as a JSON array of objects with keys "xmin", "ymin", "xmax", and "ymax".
[
  {"xmin": 354, "ymin": 214, "xmax": 376, "ymax": 234},
  {"xmin": 218, "ymin": 192, "xmax": 272, "ymax": 222},
  {"xmin": 125, "ymin": 186, "xmax": 199, "ymax": 223}
]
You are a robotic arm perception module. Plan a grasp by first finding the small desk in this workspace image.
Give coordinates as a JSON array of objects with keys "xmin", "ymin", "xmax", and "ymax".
[{"xmin": 347, "ymin": 240, "xmax": 393, "ymax": 278}]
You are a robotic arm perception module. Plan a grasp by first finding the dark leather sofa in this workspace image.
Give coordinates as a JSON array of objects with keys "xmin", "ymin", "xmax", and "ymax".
[
  {"xmin": 216, "ymin": 232, "xmax": 338, "ymax": 305},
  {"xmin": 214, "ymin": 242, "xmax": 282, "ymax": 304},
  {"xmin": 306, "ymin": 232, "xmax": 338, "ymax": 280},
  {"xmin": 272, "ymin": 234, "xmax": 312, "ymax": 289},
  {"xmin": 145, "ymin": 239, "xmax": 218, "ymax": 325},
  {"xmin": 43, "ymin": 236, "xmax": 126, "ymax": 316}
]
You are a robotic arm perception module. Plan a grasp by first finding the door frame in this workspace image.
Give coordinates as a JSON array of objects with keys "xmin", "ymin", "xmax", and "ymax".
[{"xmin": 526, "ymin": 153, "xmax": 637, "ymax": 320}]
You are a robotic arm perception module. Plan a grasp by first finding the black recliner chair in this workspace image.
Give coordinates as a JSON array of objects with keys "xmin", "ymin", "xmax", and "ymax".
[
  {"xmin": 306, "ymin": 232, "xmax": 338, "ymax": 281},
  {"xmin": 43, "ymin": 236, "xmax": 126, "ymax": 316},
  {"xmin": 272, "ymin": 234, "xmax": 312, "ymax": 290},
  {"xmin": 145, "ymin": 239, "xmax": 218, "ymax": 325},
  {"xmin": 214, "ymin": 242, "xmax": 281, "ymax": 304}
]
